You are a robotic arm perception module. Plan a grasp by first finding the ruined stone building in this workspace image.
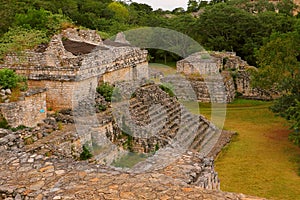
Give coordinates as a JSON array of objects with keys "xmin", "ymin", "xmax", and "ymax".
[
  {"xmin": 3, "ymin": 28, "xmax": 148, "ymax": 111},
  {"xmin": 171, "ymin": 51, "xmax": 277, "ymax": 103},
  {"xmin": 1, "ymin": 28, "xmax": 148, "ymax": 128}
]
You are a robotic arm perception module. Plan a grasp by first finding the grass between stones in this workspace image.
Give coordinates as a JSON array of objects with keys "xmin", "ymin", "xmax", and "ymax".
[{"xmin": 185, "ymin": 99, "xmax": 300, "ymax": 200}]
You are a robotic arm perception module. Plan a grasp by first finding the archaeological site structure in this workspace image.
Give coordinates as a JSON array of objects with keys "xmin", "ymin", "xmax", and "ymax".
[{"xmin": 0, "ymin": 28, "xmax": 266, "ymax": 199}]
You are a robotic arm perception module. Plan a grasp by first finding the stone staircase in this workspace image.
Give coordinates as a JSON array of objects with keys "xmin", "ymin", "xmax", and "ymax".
[
  {"xmin": 109, "ymin": 83, "xmax": 222, "ymax": 157},
  {"xmin": 161, "ymin": 74, "xmax": 228, "ymax": 103},
  {"xmin": 24, "ymin": 124, "xmax": 82, "ymax": 159},
  {"xmin": 161, "ymin": 75, "xmax": 198, "ymax": 101}
]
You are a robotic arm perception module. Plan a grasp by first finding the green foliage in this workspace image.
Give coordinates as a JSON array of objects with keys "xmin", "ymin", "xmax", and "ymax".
[
  {"xmin": 255, "ymin": 26, "xmax": 300, "ymax": 147},
  {"xmin": 0, "ymin": 114, "xmax": 9, "ymax": 129},
  {"xmin": 155, "ymin": 143, "xmax": 159, "ymax": 151},
  {"xmin": 96, "ymin": 82, "xmax": 120, "ymax": 102},
  {"xmin": 10, "ymin": 125, "xmax": 27, "ymax": 132},
  {"xmin": 107, "ymin": 2, "xmax": 129, "ymax": 22},
  {"xmin": 96, "ymin": 83, "xmax": 114, "ymax": 102},
  {"xmin": 0, "ymin": 68, "xmax": 27, "ymax": 90},
  {"xmin": 187, "ymin": 0, "xmax": 200, "ymax": 12},
  {"xmin": 159, "ymin": 83, "xmax": 175, "ymax": 98},
  {"xmin": 80, "ymin": 145, "xmax": 93, "ymax": 160},
  {"xmin": 14, "ymin": 8, "xmax": 72, "ymax": 36},
  {"xmin": 0, "ymin": 27, "xmax": 48, "ymax": 60},
  {"xmin": 98, "ymin": 104, "xmax": 107, "ymax": 112}
]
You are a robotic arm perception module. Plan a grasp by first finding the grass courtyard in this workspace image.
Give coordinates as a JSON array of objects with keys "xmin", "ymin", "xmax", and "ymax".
[{"xmin": 185, "ymin": 99, "xmax": 300, "ymax": 200}]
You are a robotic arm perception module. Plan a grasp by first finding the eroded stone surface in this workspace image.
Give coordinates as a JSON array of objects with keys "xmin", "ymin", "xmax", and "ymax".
[{"xmin": 0, "ymin": 148, "xmax": 266, "ymax": 200}]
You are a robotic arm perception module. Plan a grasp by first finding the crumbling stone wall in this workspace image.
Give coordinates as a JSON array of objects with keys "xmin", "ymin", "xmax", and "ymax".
[
  {"xmin": 177, "ymin": 52, "xmax": 220, "ymax": 75},
  {"xmin": 0, "ymin": 89, "xmax": 47, "ymax": 128},
  {"xmin": 2, "ymin": 28, "xmax": 148, "ymax": 110},
  {"xmin": 177, "ymin": 51, "xmax": 277, "ymax": 102}
]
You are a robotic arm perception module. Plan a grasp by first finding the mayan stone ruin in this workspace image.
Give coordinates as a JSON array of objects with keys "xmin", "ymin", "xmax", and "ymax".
[{"xmin": 0, "ymin": 28, "xmax": 266, "ymax": 199}]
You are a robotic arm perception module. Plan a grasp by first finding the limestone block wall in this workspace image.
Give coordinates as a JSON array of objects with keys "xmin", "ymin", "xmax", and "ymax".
[
  {"xmin": 176, "ymin": 51, "xmax": 278, "ymax": 102},
  {"xmin": 177, "ymin": 53, "xmax": 220, "ymax": 75},
  {"xmin": 161, "ymin": 73, "xmax": 234, "ymax": 103},
  {"xmin": 28, "ymin": 80, "xmax": 76, "ymax": 110},
  {"xmin": 3, "ymin": 28, "xmax": 149, "ymax": 111},
  {"xmin": 103, "ymin": 67, "xmax": 133, "ymax": 83},
  {"xmin": 0, "ymin": 89, "xmax": 47, "ymax": 128}
]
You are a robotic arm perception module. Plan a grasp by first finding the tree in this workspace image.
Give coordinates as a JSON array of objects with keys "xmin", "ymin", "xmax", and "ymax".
[
  {"xmin": 195, "ymin": 3, "xmax": 261, "ymax": 65},
  {"xmin": 14, "ymin": 8, "xmax": 71, "ymax": 36},
  {"xmin": 276, "ymin": 0, "xmax": 296, "ymax": 16},
  {"xmin": 254, "ymin": 27, "xmax": 300, "ymax": 146},
  {"xmin": 107, "ymin": 1, "xmax": 129, "ymax": 22},
  {"xmin": 187, "ymin": 0, "xmax": 199, "ymax": 12}
]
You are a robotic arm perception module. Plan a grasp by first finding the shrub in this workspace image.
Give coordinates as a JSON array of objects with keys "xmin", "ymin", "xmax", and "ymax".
[
  {"xmin": 0, "ymin": 27, "xmax": 49, "ymax": 61},
  {"xmin": 98, "ymin": 104, "xmax": 107, "ymax": 112},
  {"xmin": 14, "ymin": 8, "xmax": 73, "ymax": 36},
  {"xmin": 57, "ymin": 121, "xmax": 63, "ymax": 130},
  {"xmin": 80, "ymin": 145, "xmax": 93, "ymax": 160},
  {"xmin": 10, "ymin": 125, "xmax": 27, "ymax": 132},
  {"xmin": 96, "ymin": 82, "xmax": 120, "ymax": 102},
  {"xmin": 0, "ymin": 69, "xmax": 23, "ymax": 89},
  {"xmin": 0, "ymin": 114, "xmax": 9, "ymax": 129}
]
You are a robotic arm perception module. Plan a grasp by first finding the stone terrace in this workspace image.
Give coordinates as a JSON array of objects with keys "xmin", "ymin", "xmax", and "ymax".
[{"xmin": 0, "ymin": 147, "xmax": 266, "ymax": 200}]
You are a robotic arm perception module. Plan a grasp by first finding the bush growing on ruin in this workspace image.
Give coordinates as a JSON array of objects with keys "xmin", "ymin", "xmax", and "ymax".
[
  {"xmin": 80, "ymin": 145, "xmax": 93, "ymax": 160},
  {"xmin": 97, "ymin": 83, "xmax": 120, "ymax": 102},
  {"xmin": 0, "ymin": 27, "xmax": 48, "ymax": 61},
  {"xmin": 0, "ymin": 114, "xmax": 9, "ymax": 129},
  {"xmin": 98, "ymin": 104, "xmax": 107, "ymax": 112},
  {"xmin": 97, "ymin": 83, "xmax": 114, "ymax": 102},
  {"xmin": 0, "ymin": 68, "xmax": 27, "ymax": 90}
]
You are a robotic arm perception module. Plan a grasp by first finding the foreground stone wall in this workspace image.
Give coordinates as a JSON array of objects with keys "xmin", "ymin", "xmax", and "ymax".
[
  {"xmin": 0, "ymin": 89, "xmax": 47, "ymax": 128},
  {"xmin": 0, "ymin": 148, "xmax": 266, "ymax": 200}
]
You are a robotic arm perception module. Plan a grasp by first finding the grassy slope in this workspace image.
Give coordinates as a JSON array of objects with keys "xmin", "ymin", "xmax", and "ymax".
[{"xmin": 185, "ymin": 99, "xmax": 300, "ymax": 200}]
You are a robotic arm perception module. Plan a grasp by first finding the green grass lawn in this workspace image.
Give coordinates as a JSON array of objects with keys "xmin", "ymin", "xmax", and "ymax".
[{"xmin": 184, "ymin": 99, "xmax": 300, "ymax": 200}]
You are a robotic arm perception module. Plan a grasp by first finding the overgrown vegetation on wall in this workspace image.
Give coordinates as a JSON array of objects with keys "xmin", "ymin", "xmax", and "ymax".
[
  {"xmin": 80, "ymin": 145, "xmax": 93, "ymax": 160},
  {"xmin": 96, "ymin": 82, "xmax": 114, "ymax": 102},
  {"xmin": 0, "ymin": 68, "xmax": 27, "ymax": 90}
]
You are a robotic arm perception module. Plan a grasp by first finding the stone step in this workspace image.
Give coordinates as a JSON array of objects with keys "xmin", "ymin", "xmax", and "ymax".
[
  {"xmin": 189, "ymin": 124, "xmax": 210, "ymax": 150},
  {"xmin": 24, "ymin": 125, "xmax": 78, "ymax": 156},
  {"xmin": 196, "ymin": 128, "xmax": 219, "ymax": 154}
]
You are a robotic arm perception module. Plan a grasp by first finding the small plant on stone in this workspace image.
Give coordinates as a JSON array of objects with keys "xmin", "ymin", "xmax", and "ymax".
[
  {"xmin": 96, "ymin": 82, "xmax": 114, "ymax": 102},
  {"xmin": 24, "ymin": 136, "xmax": 34, "ymax": 145},
  {"xmin": 45, "ymin": 151, "xmax": 52, "ymax": 157},
  {"xmin": 57, "ymin": 121, "xmax": 63, "ymax": 130},
  {"xmin": 10, "ymin": 125, "xmax": 27, "ymax": 132},
  {"xmin": 80, "ymin": 145, "xmax": 93, "ymax": 160},
  {"xmin": 0, "ymin": 114, "xmax": 9, "ymax": 129},
  {"xmin": 98, "ymin": 104, "xmax": 107, "ymax": 112},
  {"xmin": 0, "ymin": 68, "xmax": 27, "ymax": 90},
  {"xmin": 155, "ymin": 143, "xmax": 159, "ymax": 151}
]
